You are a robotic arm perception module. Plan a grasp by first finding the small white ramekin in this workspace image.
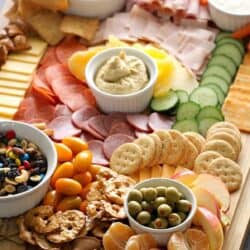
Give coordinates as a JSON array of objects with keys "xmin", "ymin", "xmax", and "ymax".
[
  {"xmin": 124, "ymin": 178, "xmax": 197, "ymax": 246},
  {"xmin": 0, "ymin": 121, "xmax": 57, "ymax": 217},
  {"xmin": 85, "ymin": 47, "xmax": 158, "ymax": 113},
  {"xmin": 208, "ymin": 0, "xmax": 250, "ymax": 31}
]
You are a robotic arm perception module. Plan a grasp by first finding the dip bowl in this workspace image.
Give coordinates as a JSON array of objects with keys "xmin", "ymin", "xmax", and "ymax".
[
  {"xmin": 124, "ymin": 178, "xmax": 197, "ymax": 246},
  {"xmin": 0, "ymin": 121, "xmax": 57, "ymax": 217},
  {"xmin": 85, "ymin": 47, "xmax": 158, "ymax": 113}
]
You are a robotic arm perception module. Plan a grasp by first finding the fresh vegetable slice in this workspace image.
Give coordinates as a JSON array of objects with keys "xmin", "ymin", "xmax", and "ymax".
[
  {"xmin": 215, "ymin": 32, "xmax": 231, "ymax": 43},
  {"xmin": 198, "ymin": 118, "xmax": 220, "ymax": 136},
  {"xmin": 172, "ymin": 119, "xmax": 199, "ymax": 133},
  {"xmin": 216, "ymin": 38, "xmax": 244, "ymax": 55},
  {"xmin": 176, "ymin": 102, "xmax": 200, "ymax": 121},
  {"xmin": 201, "ymin": 76, "xmax": 229, "ymax": 94},
  {"xmin": 204, "ymin": 84, "xmax": 225, "ymax": 105},
  {"xmin": 197, "ymin": 106, "xmax": 224, "ymax": 121},
  {"xmin": 175, "ymin": 90, "xmax": 189, "ymax": 104},
  {"xmin": 202, "ymin": 65, "xmax": 232, "ymax": 84}
]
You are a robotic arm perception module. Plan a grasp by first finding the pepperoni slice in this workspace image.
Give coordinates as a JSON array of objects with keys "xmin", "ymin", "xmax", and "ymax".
[
  {"xmin": 45, "ymin": 64, "xmax": 71, "ymax": 84},
  {"xmin": 87, "ymin": 140, "xmax": 109, "ymax": 166},
  {"xmin": 88, "ymin": 115, "xmax": 109, "ymax": 138},
  {"xmin": 48, "ymin": 116, "xmax": 81, "ymax": 141},
  {"xmin": 148, "ymin": 112, "xmax": 174, "ymax": 131},
  {"xmin": 103, "ymin": 134, "xmax": 134, "ymax": 160},
  {"xmin": 54, "ymin": 104, "xmax": 72, "ymax": 117},
  {"xmin": 126, "ymin": 114, "xmax": 152, "ymax": 132},
  {"xmin": 72, "ymin": 106, "xmax": 100, "ymax": 129},
  {"xmin": 40, "ymin": 47, "xmax": 59, "ymax": 68},
  {"xmin": 109, "ymin": 121, "xmax": 135, "ymax": 137}
]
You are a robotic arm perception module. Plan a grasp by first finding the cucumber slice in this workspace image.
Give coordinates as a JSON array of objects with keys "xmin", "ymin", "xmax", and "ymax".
[
  {"xmin": 204, "ymin": 84, "xmax": 225, "ymax": 105},
  {"xmin": 201, "ymin": 76, "xmax": 229, "ymax": 94},
  {"xmin": 213, "ymin": 44, "xmax": 243, "ymax": 66},
  {"xmin": 175, "ymin": 90, "xmax": 189, "ymax": 104},
  {"xmin": 176, "ymin": 102, "xmax": 200, "ymax": 121},
  {"xmin": 150, "ymin": 90, "xmax": 178, "ymax": 112},
  {"xmin": 190, "ymin": 87, "xmax": 218, "ymax": 108},
  {"xmin": 217, "ymin": 38, "xmax": 244, "ymax": 55},
  {"xmin": 202, "ymin": 65, "xmax": 232, "ymax": 84},
  {"xmin": 215, "ymin": 32, "xmax": 231, "ymax": 43},
  {"xmin": 172, "ymin": 119, "xmax": 199, "ymax": 133},
  {"xmin": 198, "ymin": 118, "xmax": 220, "ymax": 136},
  {"xmin": 208, "ymin": 55, "xmax": 237, "ymax": 78},
  {"xmin": 197, "ymin": 106, "xmax": 224, "ymax": 121}
]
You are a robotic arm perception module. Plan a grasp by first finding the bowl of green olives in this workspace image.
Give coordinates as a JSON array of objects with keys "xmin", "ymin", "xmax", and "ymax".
[{"xmin": 124, "ymin": 178, "xmax": 197, "ymax": 246}]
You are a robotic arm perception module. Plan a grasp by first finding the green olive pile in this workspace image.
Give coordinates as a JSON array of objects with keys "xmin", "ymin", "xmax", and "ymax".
[{"xmin": 127, "ymin": 186, "xmax": 192, "ymax": 229}]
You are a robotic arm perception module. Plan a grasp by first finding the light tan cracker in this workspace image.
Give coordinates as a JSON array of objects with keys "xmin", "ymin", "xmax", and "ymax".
[
  {"xmin": 148, "ymin": 133, "xmax": 162, "ymax": 167},
  {"xmin": 184, "ymin": 132, "xmax": 206, "ymax": 153}
]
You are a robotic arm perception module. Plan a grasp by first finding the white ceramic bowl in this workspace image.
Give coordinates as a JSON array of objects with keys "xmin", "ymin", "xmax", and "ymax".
[
  {"xmin": 208, "ymin": 0, "xmax": 250, "ymax": 31},
  {"xmin": 85, "ymin": 47, "xmax": 158, "ymax": 113},
  {"xmin": 66, "ymin": 0, "xmax": 126, "ymax": 19},
  {"xmin": 0, "ymin": 121, "xmax": 57, "ymax": 218},
  {"xmin": 124, "ymin": 178, "xmax": 197, "ymax": 246}
]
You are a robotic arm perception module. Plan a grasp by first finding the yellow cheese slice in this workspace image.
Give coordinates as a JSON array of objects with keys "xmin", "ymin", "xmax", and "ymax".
[
  {"xmin": 130, "ymin": 171, "xmax": 139, "ymax": 182},
  {"xmin": 162, "ymin": 164, "xmax": 175, "ymax": 178},
  {"xmin": 139, "ymin": 168, "xmax": 151, "ymax": 182},
  {"xmin": 0, "ymin": 87, "xmax": 26, "ymax": 97},
  {"xmin": 151, "ymin": 165, "xmax": 162, "ymax": 178},
  {"xmin": 0, "ymin": 71, "xmax": 31, "ymax": 82},
  {"xmin": 24, "ymin": 37, "xmax": 48, "ymax": 56},
  {"xmin": 1, "ymin": 60, "xmax": 37, "ymax": 75},
  {"xmin": 0, "ymin": 95, "xmax": 22, "ymax": 108},
  {"xmin": 0, "ymin": 106, "xmax": 17, "ymax": 118},
  {"xmin": 0, "ymin": 80, "xmax": 29, "ymax": 90},
  {"xmin": 8, "ymin": 53, "xmax": 41, "ymax": 64},
  {"xmin": 0, "ymin": 117, "xmax": 11, "ymax": 121}
]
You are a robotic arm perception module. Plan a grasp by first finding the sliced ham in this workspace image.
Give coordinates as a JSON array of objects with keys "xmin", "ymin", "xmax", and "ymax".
[
  {"xmin": 126, "ymin": 114, "xmax": 152, "ymax": 132},
  {"xmin": 186, "ymin": 0, "xmax": 200, "ymax": 18},
  {"xmin": 54, "ymin": 104, "xmax": 72, "ymax": 117},
  {"xmin": 148, "ymin": 112, "xmax": 174, "ymax": 131},
  {"xmin": 80, "ymin": 121, "xmax": 105, "ymax": 140},
  {"xmin": 88, "ymin": 115, "xmax": 109, "ymax": 138},
  {"xmin": 109, "ymin": 121, "xmax": 135, "ymax": 137},
  {"xmin": 88, "ymin": 140, "xmax": 109, "ymax": 166}
]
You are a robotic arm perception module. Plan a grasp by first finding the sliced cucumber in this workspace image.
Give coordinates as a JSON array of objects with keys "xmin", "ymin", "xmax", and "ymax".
[
  {"xmin": 208, "ymin": 55, "xmax": 237, "ymax": 77},
  {"xmin": 217, "ymin": 38, "xmax": 244, "ymax": 55},
  {"xmin": 175, "ymin": 90, "xmax": 189, "ymax": 104},
  {"xmin": 202, "ymin": 65, "xmax": 232, "ymax": 84},
  {"xmin": 215, "ymin": 32, "xmax": 231, "ymax": 43},
  {"xmin": 201, "ymin": 75, "xmax": 229, "ymax": 94},
  {"xmin": 176, "ymin": 102, "xmax": 200, "ymax": 121},
  {"xmin": 204, "ymin": 84, "xmax": 225, "ymax": 105},
  {"xmin": 213, "ymin": 44, "xmax": 243, "ymax": 66},
  {"xmin": 172, "ymin": 119, "xmax": 199, "ymax": 133},
  {"xmin": 198, "ymin": 118, "xmax": 220, "ymax": 136},
  {"xmin": 190, "ymin": 87, "xmax": 218, "ymax": 108},
  {"xmin": 197, "ymin": 106, "xmax": 224, "ymax": 121},
  {"xmin": 150, "ymin": 90, "xmax": 178, "ymax": 112}
]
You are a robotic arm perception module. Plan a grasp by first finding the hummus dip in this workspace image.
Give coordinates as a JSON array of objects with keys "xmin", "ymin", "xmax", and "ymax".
[{"xmin": 95, "ymin": 51, "xmax": 149, "ymax": 95}]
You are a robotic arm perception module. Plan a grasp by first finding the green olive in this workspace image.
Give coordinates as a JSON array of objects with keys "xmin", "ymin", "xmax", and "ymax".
[
  {"xmin": 141, "ymin": 200, "xmax": 153, "ymax": 213},
  {"xmin": 128, "ymin": 201, "xmax": 142, "ymax": 217},
  {"xmin": 176, "ymin": 200, "xmax": 192, "ymax": 213},
  {"xmin": 128, "ymin": 189, "xmax": 143, "ymax": 202},
  {"xmin": 168, "ymin": 213, "xmax": 182, "ymax": 227},
  {"xmin": 165, "ymin": 187, "xmax": 181, "ymax": 203},
  {"xmin": 153, "ymin": 218, "xmax": 168, "ymax": 229},
  {"xmin": 153, "ymin": 196, "xmax": 167, "ymax": 209},
  {"xmin": 157, "ymin": 204, "xmax": 172, "ymax": 218},
  {"xmin": 156, "ymin": 186, "xmax": 168, "ymax": 197},
  {"xmin": 178, "ymin": 212, "xmax": 187, "ymax": 222},
  {"xmin": 136, "ymin": 211, "xmax": 151, "ymax": 225},
  {"xmin": 142, "ymin": 187, "xmax": 157, "ymax": 202}
]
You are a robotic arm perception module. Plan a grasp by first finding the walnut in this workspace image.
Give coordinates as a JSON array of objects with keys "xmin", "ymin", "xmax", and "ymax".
[{"xmin": 13, "ymin": 34, "xmax": 30, "ymax": 51}]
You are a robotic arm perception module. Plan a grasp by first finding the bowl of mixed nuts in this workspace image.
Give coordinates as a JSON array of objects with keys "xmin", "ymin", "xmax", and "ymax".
[{"xmin": 0, "ymin": 121, "xmax": 57, "ymax": 217}]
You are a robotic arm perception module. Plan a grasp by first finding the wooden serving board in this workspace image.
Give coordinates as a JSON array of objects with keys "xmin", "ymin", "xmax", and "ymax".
[{"xmin": 1, "ymin": 1, "xmax": 250, "ymax": 249}]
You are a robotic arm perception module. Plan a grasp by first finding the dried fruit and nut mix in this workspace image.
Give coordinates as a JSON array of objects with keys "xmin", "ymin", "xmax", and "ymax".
[{"xmin": 0, "ymin": 129, "xmax": 47, "ymax": 196}]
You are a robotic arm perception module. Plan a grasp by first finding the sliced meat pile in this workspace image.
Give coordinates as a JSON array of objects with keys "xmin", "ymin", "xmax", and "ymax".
[{"xmin": 92, "ymin": 5, "xmax": 218, "ymax": 76}]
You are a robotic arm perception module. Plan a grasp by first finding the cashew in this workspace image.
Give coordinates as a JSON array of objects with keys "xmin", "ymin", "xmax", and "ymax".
[
  {"xmin": 15, "ymin": 170, "xmax": 29, "ymax": 183},
  {"xmin": 30, "ymin": 175, "xmax": 41, "ymax": 182},
  {"xmin": 28, "ymin": 142, "xmax": 38, "ymax": 150},
  {"xmin": 21, "ymin": 139, "xmax": 28, "ymax": 149},
  {"xmin": 8, "ymin": 138, "xmax": 17, "ymax": 146},
  {"xmin": 4, "ymin": 184, "xmax": 16, "ymax": 193},
  {"xmin": 5, "ymin": 177, "xmax": 18, "ymax": 185}
]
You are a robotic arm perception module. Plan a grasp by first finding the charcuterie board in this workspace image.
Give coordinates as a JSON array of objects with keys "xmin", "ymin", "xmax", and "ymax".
[{"xmin": 1, "ymin": 1, "xmax": 250, "ymax": 250}]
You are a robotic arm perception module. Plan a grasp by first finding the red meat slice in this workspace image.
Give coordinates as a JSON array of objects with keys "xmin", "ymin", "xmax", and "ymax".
[
  {"xmin": 126, "ymin": 114, "xmax": 152, "ymax": 132},
  {"xmin": 45, "ymin": 64, "xmax": 71, "ymax": 84},
  {"xmin": 135, "ymin": 130, "xmax": 149, "ymax": 138},
  {"xmin": 104, "ymin": 113, "xmax": 127, "ymax": 133},
  {"xmin": 48, "ymin": 116, "xmax": 81, "ymax": 141},
  {"xmin": 148, "ymin": 112, "xmax": 174, "ymax": 131},
  {"xmin": 81, "ymin": 121, "xmax": 104, "ymax": 140},
  {"xmin": 109, "ymin": 121, "xmax": 135, "ymax": 137},
  {"xmin": 88, "ymin": 115, "xmax": 109, "ymax": 138},
  {"xmin": 87, "ymin": 140, "xmax": 109, "ymax": 166},
  {"xmin": 54, "ymin": 104, "xmax": 72, "ymax": 117},
  {"xmin": 103, "ymin": 134, "xmax": 134, "ymax": 160},
  {"xmin": 40, "ymin": 47, "xmax": 59, "ymax": 68},
  {"xmin": 80, "ymin": 132, "xmax": 96, "ymax": 142}
]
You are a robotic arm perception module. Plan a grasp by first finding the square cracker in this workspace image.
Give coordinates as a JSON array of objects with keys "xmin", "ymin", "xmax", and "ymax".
[{"xmin": 60, "ymin": 15, "xmax": 99, "ymax": 42}]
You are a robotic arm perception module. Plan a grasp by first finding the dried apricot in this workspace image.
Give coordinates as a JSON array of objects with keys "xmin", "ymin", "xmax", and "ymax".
[
  {"xmin": 50, "ymin": 162, "xmax": 75, "ymax": 188},
  {"xmin": 62, "ymin": 137, "xmax": 88, "ymax": 155},
  {"xmin": 79, "ymin": 200, "xmax": 88, "ymax": 213},
  {"xmin": 54, "ymin": 143, "xmax": 73, "ymax": 162},
  {"xmin": 73, "ymin": 150, "xmax": 93, "ymax": 173},
  {"xmin": 43, "ymin": 190, "xmax": 62, "ymax": 209},
  {"xmin": 55, "ymin": 178, "xmax": 82, "ymax": 196},
  {"xmin": 125, "ymin": 234, "xmax": 157, "ymax": 250},
  {"xmin": 73, "ymin": 171, "xmax": 93, "ymax": 186},
  {"xmin": 56, "ymin": 196, "xmax": 82, "ymax": 211}
]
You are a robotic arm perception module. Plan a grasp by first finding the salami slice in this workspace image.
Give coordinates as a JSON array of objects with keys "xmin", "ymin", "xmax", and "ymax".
[
  {"xmin": 87, "ymin": 140, "xmax": 109, "ymax": 166},
  {"xmin": 109, "ymin": 121, "xmax": 135, "ymax": 137},
  {"xmin": 103, "ymin": 134, "xmax": 134, "ymax": 160},
  {"xmin": 88, "ymin": 115, "xmax": 109, "ymax": 138},
  {"xmin": 48, "ymin": 116, "xmax": 81, "ymax": 141},
  {"xmin": 72, "ymin": 106, "xmax": 100, "ymax": 129},
  {"xmin": 80, "ymin": 132, "xmax": 96, "ymax": 142},
  {"xmin": 81, "ymin": 121, "xmax": 104, "ymax": 140},
  {"xmin": 54, "ymin": 104, "xmax": 72, "ymax": 117},
  {"xmin": 103, "ymin": 113, "xmax": 127, "ymax": 133},
  {"xmin": 40, "ymin": 47, "xmax": 59, "ymax": 68},
  {"xmin": 45, "ymin": 64, "xmax": 71, "ymax": 84},
  {"xmin": 148, "ymin": 112, "xmax": 174, "ymax": 131},
  {"xmin": 126, "ymin": 114, "xmax": 152, "ymax": 132}
]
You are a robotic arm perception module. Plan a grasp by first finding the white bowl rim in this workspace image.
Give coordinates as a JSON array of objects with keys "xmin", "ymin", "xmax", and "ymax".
[
  {"xmin": 208, "ymin": 0, "xmax": 250, "ymax": 17},
  {"xmin": 124, "ymin": 178, "xmax": 197, "ymax": 234},
  {"xmin": 0, "ymin": 121, "xmax": 57, "ymax": 201},
  {"xmin": 85, "ymin": 47, "xmax": 158, "ymax": 98}
]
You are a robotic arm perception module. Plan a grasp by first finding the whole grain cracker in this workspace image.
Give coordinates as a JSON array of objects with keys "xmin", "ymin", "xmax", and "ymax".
[
  {"xmin": 148, "ymin": 133, "xmax": 162, "ymax": 167},
  {"xmin": 208, "ymin": 157, "xmax": 242, "ymax": 192},
  {"xmin": 184, "ymin": 132, "xmax": 206, "ymax": 153},
  {"xmin": 110, "ymin": 143, "xmax": 142, "ymax": 175}
]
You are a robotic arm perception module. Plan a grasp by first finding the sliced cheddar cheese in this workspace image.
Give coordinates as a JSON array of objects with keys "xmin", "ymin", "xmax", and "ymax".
[
  {"xmin": 0, "ymin": 106, "xmax": 17, "ymax": 118},
  {"xmin": 24, "ymin": 37, "xmax": 48, "ymax": 56},
  {"xmin": 0, "ymin": 95, "xmax": 22, "ymax": 108},
  {"xmin": 0, "ymin": 80, "xmax": 29, "ymax": 90},
  {"xmin": 0, "ymin": 71, "xmax": 31, "ymax": 82},
  {"xmin": 1, "ymin": 60, "xmax": 37, "ymax": 75},
  {"xmin": 0, "ymin": 87, "xmax": 26, "ymax": 97},
  {"xmin": 151, "ymin": 165, "xmax": 162, "ymax": 178},
  {"xmin": 162, "ymin": 164, "xmax": 175, "ymax": 178},
  {"xmin": 139, "ymin": 168, "xmax": 151, "ymax": 182},
  {"xmin": 8, "ymin": 53, "xmax": 41, "ymax": 64}
]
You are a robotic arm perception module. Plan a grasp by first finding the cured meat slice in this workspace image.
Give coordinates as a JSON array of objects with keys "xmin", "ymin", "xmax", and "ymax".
[
  {"xmin": 80, "ymin": 132, "xmax": 96, "ymax": 142},
  {"xmin": 45, "ymin": 64, "xmax": 71, "ymax": 84},
  {"xmin": 72, "ymin": 106, "xmax": 100, "ymax": 129},
  {"xmin": 103, "ymin": 134, "xmax": 134, "ymax": 160},
  {"xmin": 88, "ymin": 115, "xmax": 109, "ymax": 138},
  {"xmin": 56, "ymin": 36, "xmax": 86, "ymax": 64},
  {"xmin": 81, "ymin": 121, "xmax": 104, "ymax": 140},
  {"xmin": 103, "ymin": 113, "xmax": 127, "ymax": 132},
  {"xmin": 148, "ymin": 112, "xmax": 174, "ymax": 131},
  {"xmin": 54, "ymin": 104, "xmax": 72, "ymax": 117},
  {"xmin": 126, "ymin": 114, "xmax": 152, "ymax": 132},
  {"xmin": 48, "ymin": 116, "xmax": 81, "ymax": 141},
  {"xmin": 109, "ymin": 121, "xmax": 135, "ymax": 137},
  {"xmin": 186, "ymin": 0, "xmax": 200, "ymax": 18},
  {"xmin": 40, "ymin": 47, "xmax": 59, "ymax": 68},
  {"xmin": 135, "ymin": 130, "xmax": 149, "ymax": 138},
  {"xmin": 51, "ymin": 76, "xmax": 89, "ymax": 111},
  {"xmin": 87, "ymin": 140, "xmax": 109, "ymax": 166}
]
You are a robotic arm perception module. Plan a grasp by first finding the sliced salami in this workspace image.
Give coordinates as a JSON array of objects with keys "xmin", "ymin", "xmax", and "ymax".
[
  {"xmin": 80, "ymin": 132, "xmax": 96, "ymax": 142},
  {"xmin": 88, "ymin": 115, "xmax": 109, "ymax": 138},
  {"xmin": 48, "ymin": 116, "xmax": 81, "ymax": 141},
  {"xmin": 54, "ymin": 104, "xmax": 72, "ymax": 117},
  {"xmin": 81, "ymin": 121, "xmax": 104, "ymax": 140},
  {"xmin": 45, "ymin": 63, "xmax": 71, "ymax": 84},
  {"xmin": 103, "ymin": 134, "xmax": 134, "ymax": 160},
  {"xmin": 103, "ymin": 113, "xmax": 127, "ymax": 133},
  {"xmin": 126, "ymin": 114, "xmax": 152, "ymax": 132},
  {"xmin": 88, "ymin": 140, "xmax": 109, "ymax": 166},
  {"xmin": 148, "ymin": 112, "xmax": 174, "ymax": 131},
  {"xmin": 109, "ymin": 121, "xmax": 135, "ymax": 137}
]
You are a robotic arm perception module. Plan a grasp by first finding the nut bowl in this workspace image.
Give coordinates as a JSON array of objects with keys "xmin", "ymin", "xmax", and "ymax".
[
  {"xmin": 124, "ymin": 178, "xmax": 197, "ymax": 246},
  {"xmin": 0, "ymin": 121, "xmax": 57, "ymax": 217}
]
